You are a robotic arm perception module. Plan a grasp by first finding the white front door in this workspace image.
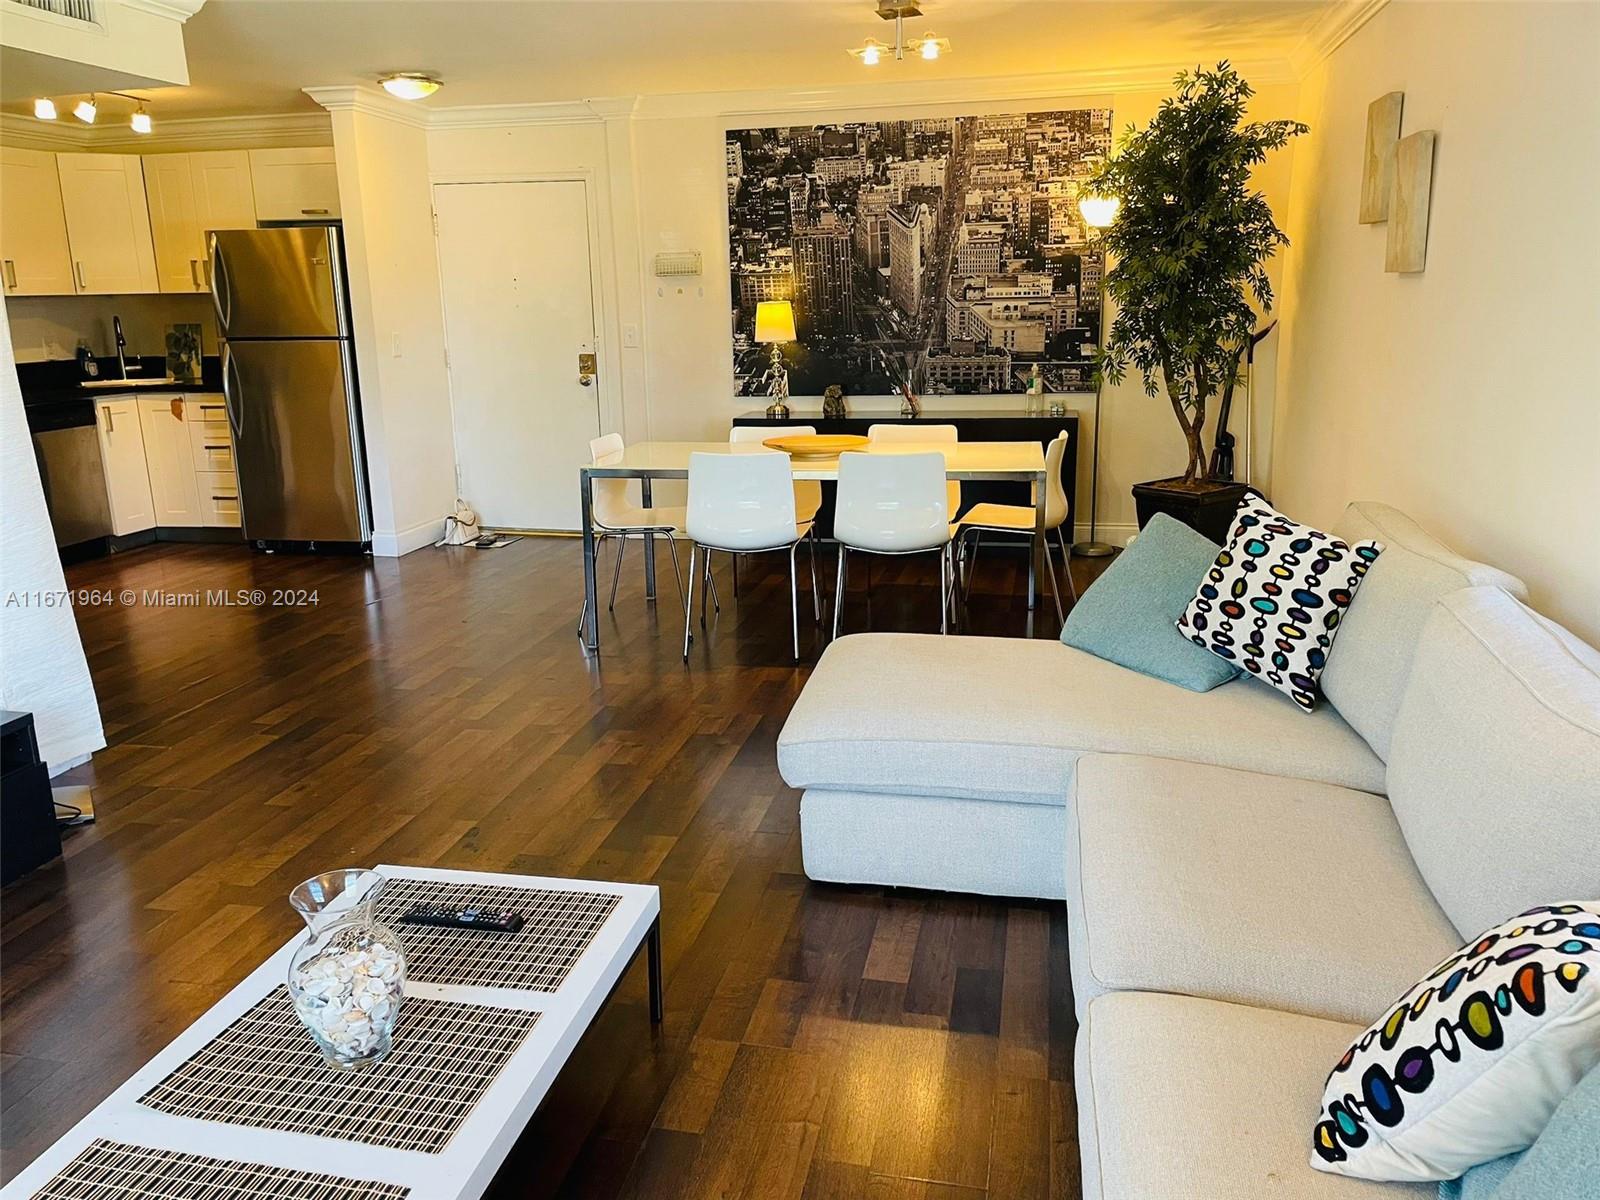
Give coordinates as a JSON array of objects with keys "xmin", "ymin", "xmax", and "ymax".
[{"xmin": 434, "ymin": 180, "xmax": 602, "ymax": 531}]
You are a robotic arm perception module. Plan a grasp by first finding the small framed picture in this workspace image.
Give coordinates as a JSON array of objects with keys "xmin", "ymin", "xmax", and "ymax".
[{"xmin": 165, "ymin": 323, "xmax": 202, "ymax": 382}]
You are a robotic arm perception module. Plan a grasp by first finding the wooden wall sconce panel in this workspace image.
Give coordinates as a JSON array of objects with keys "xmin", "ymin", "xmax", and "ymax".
[
  {"xmin": 1386, "ymin": 130, "xmax": 1437, "ymax": 273},
  {"xmin": 1360, "ymin": 91, "xmax": 1405, "ymax": 223}
]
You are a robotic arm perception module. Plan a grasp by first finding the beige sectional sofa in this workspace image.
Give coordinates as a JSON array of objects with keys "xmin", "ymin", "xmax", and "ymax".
[{"xmin": 776, "ymin": 502, "xmax": 1600, "ymax": 1198}]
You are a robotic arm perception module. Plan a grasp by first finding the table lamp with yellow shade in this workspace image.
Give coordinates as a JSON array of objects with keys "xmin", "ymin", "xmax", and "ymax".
[{"xmin": 755, "ymin": 300, "xmax": 797, "ymax": 419}]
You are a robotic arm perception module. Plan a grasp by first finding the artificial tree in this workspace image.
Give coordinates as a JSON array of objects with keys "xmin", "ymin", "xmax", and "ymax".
[{"xmin": 1090, "ymin": 63, "xmax": 1306, "ymax": 514}]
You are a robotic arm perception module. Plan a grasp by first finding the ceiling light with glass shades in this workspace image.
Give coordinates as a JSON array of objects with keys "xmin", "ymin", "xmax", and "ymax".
[{"xmin": 848, "ymin": 2, "xmax": 949, "ymax": 66}]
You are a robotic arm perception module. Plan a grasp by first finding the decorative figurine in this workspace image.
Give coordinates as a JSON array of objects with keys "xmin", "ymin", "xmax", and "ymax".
[{"xmin": 822, "ymin": 384, "xmax": 847, "ymax": 419}]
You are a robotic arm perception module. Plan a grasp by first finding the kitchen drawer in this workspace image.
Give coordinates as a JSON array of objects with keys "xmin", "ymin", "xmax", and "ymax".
[
  {"xmin": 189, "ymin": 404, "xmax": 230, "ymax": 438},
  {"xmin": 191, "ymin": 429, "xmax": 235, "ymax": 473},
  {"xmin": 198, "ymin": 470, "xmax": 241, "ymax": 528}
]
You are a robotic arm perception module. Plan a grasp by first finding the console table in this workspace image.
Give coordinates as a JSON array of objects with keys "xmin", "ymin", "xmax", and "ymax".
[{"xmin": 731, "ymin": 409, "xmax": 1078, "ymax": 539}]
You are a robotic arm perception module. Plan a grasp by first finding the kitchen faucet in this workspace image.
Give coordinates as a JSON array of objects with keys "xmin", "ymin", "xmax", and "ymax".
[{"xmin": 112, "ymin": 315, "xmax": 140, "ymax": 379}]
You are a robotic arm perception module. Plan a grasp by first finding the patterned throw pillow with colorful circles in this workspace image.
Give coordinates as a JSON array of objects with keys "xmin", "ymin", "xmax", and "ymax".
[
  {"xmin": 1311, "ymin": 903, "xmax": 1600, "ymax": 1183},
  {"xmin": 1176, "ymin": 496, "xmax": 1382, "ymax": 711}
]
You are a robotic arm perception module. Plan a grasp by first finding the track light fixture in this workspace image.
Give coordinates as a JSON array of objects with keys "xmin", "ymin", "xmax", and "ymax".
[{"xmin": 34, "ymin": 92, "xmax": 153, "ymax": 131}]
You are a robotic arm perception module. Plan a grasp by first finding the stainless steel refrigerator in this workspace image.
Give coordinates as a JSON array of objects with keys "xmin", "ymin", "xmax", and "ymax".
[{"xmin": 210, "ymin": 226, "xmax": 371, "ymax": 546}]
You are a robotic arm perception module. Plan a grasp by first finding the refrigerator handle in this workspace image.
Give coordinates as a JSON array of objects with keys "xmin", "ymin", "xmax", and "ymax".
[
  {"xmin": 221, "ymin": 344, "xmax": 243, "ymax": 441},
  {"xmin": 209, "ymin": 234, "xmax": 233, "ymax": 333}
]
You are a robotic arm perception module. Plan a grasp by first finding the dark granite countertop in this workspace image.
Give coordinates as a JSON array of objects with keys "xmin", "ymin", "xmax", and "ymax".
[{"xmin": 17, "ymin": 355, "xmax": 223, "ymax": 408}]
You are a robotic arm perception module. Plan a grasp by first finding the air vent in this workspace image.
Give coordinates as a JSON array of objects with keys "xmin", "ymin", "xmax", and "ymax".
[
  {"xmin": 10, "ymin": 0, "xmax": 98, "ymax": 21},
  {"xmin": 653, "ymin": 250, "xmax": 703, "ymax": 277}
]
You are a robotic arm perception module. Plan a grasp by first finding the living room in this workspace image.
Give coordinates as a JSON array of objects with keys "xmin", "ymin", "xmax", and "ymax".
[{"xmin": 1, "ymin": 1, "xmax": 1597, "ymax": 1198}]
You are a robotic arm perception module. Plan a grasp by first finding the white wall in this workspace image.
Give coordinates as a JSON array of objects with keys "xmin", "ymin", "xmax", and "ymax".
[
  {"xmin": 0, "ymin": 299, "xmax": 105, "ymax": 772},
  {"xmin": 326, "ymin": 100, "xmax": 457, "ymax": 557},
  {"xmin": 1273, "ymin": 0, "xmax": 1600, "ymax": 643},
  {"xmin": 423, "ymin": 74, "xmax": 1300, "ymax": 540}
]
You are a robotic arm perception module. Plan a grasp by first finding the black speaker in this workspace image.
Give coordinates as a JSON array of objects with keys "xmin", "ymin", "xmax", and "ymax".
[{"xmin": 2, "ymin": 711, "xmax": 62, "ymax": 885}]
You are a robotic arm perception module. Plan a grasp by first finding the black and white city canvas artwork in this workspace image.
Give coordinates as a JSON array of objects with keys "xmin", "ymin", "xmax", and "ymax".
[{"xmin": 727, "ymin": 108, "xmax": 1113, "ymax": 399}]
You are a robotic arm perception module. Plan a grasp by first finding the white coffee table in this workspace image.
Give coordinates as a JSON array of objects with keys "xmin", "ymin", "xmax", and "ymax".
[{"xmin": 1, "ymin": 865, "xmax": 662, "ymax": 1200}]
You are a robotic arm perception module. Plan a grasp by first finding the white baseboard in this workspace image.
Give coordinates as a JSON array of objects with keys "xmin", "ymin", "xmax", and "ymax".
[
  {"xmin": 1071, "ymin": 522, "xmax": 1137, "ymax": 548},
  {"xmin": 371, "ymin": 519, "xmax": 444, "ymax": 558}
]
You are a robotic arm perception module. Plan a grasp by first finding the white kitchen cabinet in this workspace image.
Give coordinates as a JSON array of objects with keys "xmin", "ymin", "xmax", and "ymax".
[
  {"xmin": 198, "ymin": 472, "xmax": 241, "ymax": 528},
  {"xmin": 0, "ymin": 147, "xmax": 76, "ymax": 295},
  {"xmin": 190, "ymin": 151, "xmax": 257, "ymax": 231},
  {"xmin": 248, "ymin": 147, "xmax": 340, "ymax": 221},
  {"xmin": 95, "ymin": 398, "xmax": 156, "ymax": 535},
  {"xmin": 142, "ymin": 154, "xmax": 205, "ymax": 293},
  {"xmin": 56, "ymin": 153, "xmax": 159, "ymax": 294},
  {"xmin": 136, "ymin": 395, "xmax": 205, "ymax": 526},
  {"xmin": 143, "ymin": 151, "xmax": 257, "ymax": 293},
  {"xmin": 188, "ymin": 408, "xmax": 241, "ymax": 527}
]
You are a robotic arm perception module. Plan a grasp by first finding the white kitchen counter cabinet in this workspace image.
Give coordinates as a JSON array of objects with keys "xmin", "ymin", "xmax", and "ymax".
[{"xmin": 95, "ymin": 398, "xmax": 156, "ymax": 536}]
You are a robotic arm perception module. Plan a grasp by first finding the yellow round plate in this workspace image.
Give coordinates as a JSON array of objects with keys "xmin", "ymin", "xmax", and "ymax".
[{"xmin": 762, "ymin": 434, "xmax": 869, "ymax": 459}]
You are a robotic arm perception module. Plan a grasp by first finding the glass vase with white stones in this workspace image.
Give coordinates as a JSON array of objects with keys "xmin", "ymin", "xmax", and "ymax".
[{"xmin": 287, "ymin": 869, "xmax": 406, "ymax": 1069}]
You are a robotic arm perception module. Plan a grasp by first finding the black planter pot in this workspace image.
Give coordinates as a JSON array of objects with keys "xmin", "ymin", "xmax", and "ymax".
[{"xmin": 1132, "ymin": 478, "xmax": 1256, "ymax": 544}]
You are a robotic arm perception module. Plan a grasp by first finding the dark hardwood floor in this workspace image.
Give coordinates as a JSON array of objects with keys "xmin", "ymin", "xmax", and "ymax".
[{"xmin": 1, "ymin": 536, "xmax": 1108, "ymax": 1197}]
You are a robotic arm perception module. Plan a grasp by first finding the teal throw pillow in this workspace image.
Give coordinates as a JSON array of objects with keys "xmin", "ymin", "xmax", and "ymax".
[
  {"xmin": 1438, "ymin": 1060, "xmax": 1600, "ymax": 1200},
  {"xmin": 1061, "ymin": 514, "xmax": 1242, "ymax": 692}
]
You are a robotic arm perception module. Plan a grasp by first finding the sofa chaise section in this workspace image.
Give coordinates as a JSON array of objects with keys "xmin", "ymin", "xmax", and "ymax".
[
  {"xmin": 779, "ymin": 632, "xmax": 1387, "ymax": 804},
  {"xmin": 1064, "ymin": 753, "xmax": 1461, "ymax": 1023}
]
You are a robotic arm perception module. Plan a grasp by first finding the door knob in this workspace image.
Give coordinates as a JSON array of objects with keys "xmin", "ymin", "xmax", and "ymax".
[{"xmin": 577, "ymin": 352, "xmax": 597, "ymax": 387}]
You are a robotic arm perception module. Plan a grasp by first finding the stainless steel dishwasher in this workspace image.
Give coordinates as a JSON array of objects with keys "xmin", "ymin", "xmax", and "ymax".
[{"xmin": 29, "ymin": 400, "xmax": 112, "ymax": 548}]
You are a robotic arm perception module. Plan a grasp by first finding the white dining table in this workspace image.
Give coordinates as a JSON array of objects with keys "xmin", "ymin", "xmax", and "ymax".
[{"xmin": 578, "ymin": 439, "xmax": 1050, "ymax": 651}]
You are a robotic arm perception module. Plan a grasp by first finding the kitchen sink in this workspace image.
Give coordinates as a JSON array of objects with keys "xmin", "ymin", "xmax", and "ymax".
[{"xmin": 80, "ymin": 376, "xmax": 179, "ymax": 390}]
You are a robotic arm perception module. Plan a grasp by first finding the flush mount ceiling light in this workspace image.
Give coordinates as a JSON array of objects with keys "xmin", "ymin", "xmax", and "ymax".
[
  {"xmin": 72, "ymin": 95, "xmax": 97, "ymax": 124},
  {"xmin": 849, "ymin": 1, "xmax": 949, "ymax": 65},
  {"xmin": 379, "ymin": 72, "xmax": 442, "ymax": 101},
  {"xmin": 34, "ymin": 97, "xmax": 57, "ymax": 120}
]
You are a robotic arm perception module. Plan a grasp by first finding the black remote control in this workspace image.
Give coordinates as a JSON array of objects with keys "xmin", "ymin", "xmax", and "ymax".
[{"xmin": 399, "ymin": 902, "xmax": 525, "ymax": 933}]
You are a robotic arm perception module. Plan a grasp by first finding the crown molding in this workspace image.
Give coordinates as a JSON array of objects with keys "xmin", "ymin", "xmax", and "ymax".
[
  {"xmin": 119, "ymin": 0, "xmax": 208, "ymax": 21},
  {"xmin": 303, "ymin": 85, "xmax": 431, "ymax": 130},
  {"xmin": 629, "ymin": 60, "xmax": 1299, "ymax": 122},
  {"xmin": 416, "ymin": 58, "xmax": 1297, "ymax": 132},
  {"xmin": 1290, "ymin": 0, "xmax": 1389, "ymax": 77},
  {"xmin": 96, "ymin": 110, "xmax": 331, "ymax": 150},
  {"xmin": 0, "ymin": 113, "xmax": 94, "ymax": 150},
  {"xmin": 0, "ymin": 109, "xmax": 329, "ymax": 152},
  {"xmin": 425, "ymin": 98, "xmax": 621, "ymax": 130}
]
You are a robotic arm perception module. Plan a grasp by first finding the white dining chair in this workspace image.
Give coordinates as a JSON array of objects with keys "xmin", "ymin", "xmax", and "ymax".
[
  {"xmin": 952, "ymin": 431, "xmax": 1076, "ymax": 625},
  {"xmin": 867, "ymin": 423, "xmax": 962, "ymax": 520},
  {"xmin": 833, "ymin": 450, "xmax": 953, "ymax": 639},
  {"xmin": 683, "ymin": 450, "xmax": 819, "ymax": 661},
  {"xmin": 580, "ymin": 433, "xmax": 692, "ymax": 633},
  {"xmin": 727, "ymin": 424, "xmax": 823, "ymax": 595}
]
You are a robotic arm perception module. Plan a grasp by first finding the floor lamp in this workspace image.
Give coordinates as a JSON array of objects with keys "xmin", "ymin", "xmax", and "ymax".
[{"xmin": 1072, "ymin": 193, "xmax": 1121, "ymax": 558}]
